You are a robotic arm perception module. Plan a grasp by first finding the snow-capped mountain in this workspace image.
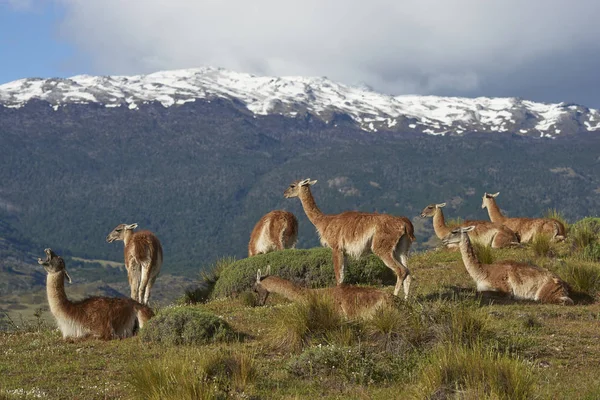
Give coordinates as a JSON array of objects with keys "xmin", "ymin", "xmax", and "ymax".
[{"xmin": 1, "ymin": 67, "xmax": 599, "ymax": 138}]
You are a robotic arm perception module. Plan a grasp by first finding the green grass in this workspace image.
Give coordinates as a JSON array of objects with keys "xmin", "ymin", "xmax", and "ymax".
[
  {"xmin": 472, "ymin": 242, "xmax": 494, "ymax": 264},
  {"xmin": 3, "ymin": 232, "xmax": 600, "ymax": 399},
  {"xmin": 411, "ymin": 343, "xmax": 536, "ymax": 400},
  {"xmin": 532, "ymin": 233, "xmax": 553, "ymax": 257}
]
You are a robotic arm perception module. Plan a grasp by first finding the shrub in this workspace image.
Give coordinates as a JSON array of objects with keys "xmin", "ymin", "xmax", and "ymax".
[
  {"xmin": 287, "ymin": 344, "xmax": 409, "ymax": 386},
  {"xmin": 472, "ymin": 242, "xmax": 494, "ymax": 264},
  {"xmin": 268, "ymin": 293, "xmax": 349, "ymax": 352},
  {"xmin": 211, "ymin": 248, "xmax": 396, "ymax": 298},
  {"xmin": 531, "ymin": 234, "xmax": 552, "ymax": 257},
  {"xmin": 140, "ymin": 306, "xmax": 237, "ymax": 346},
  {"xmin": 412, "ymin": 343, "xmax": 536, "ymax": 400}
]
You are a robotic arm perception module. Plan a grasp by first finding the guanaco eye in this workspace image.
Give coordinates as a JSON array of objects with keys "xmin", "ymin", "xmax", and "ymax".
[
  {"xmin": 116, "ymin": 229, "xmax": 122, "ymax": 232},
  {"xmin": 290, "ymin": 185, "xmax": 296, "ymax": 188}
]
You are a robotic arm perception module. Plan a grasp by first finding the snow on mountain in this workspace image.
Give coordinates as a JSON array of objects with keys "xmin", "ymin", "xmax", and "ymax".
[{"xmin": 1, "ymin": 67, "xmax": 599, "ymax": 137}]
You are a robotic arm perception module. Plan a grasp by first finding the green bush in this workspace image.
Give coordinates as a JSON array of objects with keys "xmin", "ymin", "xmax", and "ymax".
[
  {"xmin": 287, "ymin": 344, "xmax": 409, "ymax": 385},
  {"xmin": 412, "ymin": 343, "xmax": 536, "ymax": 400},
  {"xmin": 212, "ymin": 248, "xmax": 396, "ymax": 298},
  {"xmin": 140, "ymin": 306, "xmax": 237, "ymax": 346}
]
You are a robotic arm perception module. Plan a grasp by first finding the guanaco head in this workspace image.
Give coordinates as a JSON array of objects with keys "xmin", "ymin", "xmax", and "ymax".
[
  {"xmin": 106, "ymin": 223, "xmax": 138, "ymax": 243},
  {"xmin": 420, "ymin": 202, "xmax": 446, "ymax": 218},
  {"xmin": 252, "ymin": 265, "xmax": 272, "ymax": 306},
  {"xmin": 481, "ymin": 192, "xmax": 500, "ymax": 209},
  {"xmin": 441, "ymin": 225, "xmax": 476, "ymax": 246},
  {"xmin": 284, "ymin": 178, "xmax": 317, "ymax": 198},
  {"xmin": 38, "ymin": 248, "xmax": 72, "ymax": 283}
]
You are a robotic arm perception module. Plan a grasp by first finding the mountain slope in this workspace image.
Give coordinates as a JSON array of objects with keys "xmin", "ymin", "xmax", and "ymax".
[
  {"xmin": 1, "ymin": 97, "xmax": 600, "ymax": 276},
  {"xmin": 1, "ymin": 67, "xmax": 599, "ymax": 138}
]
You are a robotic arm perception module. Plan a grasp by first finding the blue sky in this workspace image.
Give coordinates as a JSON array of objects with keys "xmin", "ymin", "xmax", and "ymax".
[
  {"xmin": 0, "ymin": 2, "xmax": 86, "ymax": 83},
  {"xmin": 1, "ymin": 0, "xmax": 599, "ymax": 108}
]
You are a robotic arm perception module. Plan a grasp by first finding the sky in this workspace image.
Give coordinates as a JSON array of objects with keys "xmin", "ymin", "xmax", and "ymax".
[{"xmin": 1, "ymin": 0, "xmax": 599, "ymax": 108}]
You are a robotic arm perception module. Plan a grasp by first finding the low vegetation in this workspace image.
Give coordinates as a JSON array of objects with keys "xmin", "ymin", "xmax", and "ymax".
[
  {"xmin": 140, "ymin": 306, "xmax": 237, "ymax": 346},
  {"xmin": 2, "ymin": 217, "xmax": 600, "ymax": 399}
]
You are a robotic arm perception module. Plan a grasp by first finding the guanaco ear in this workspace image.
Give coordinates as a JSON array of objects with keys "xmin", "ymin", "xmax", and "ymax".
[
  {"xmin": 308, "ymin": 179, "xmax": 317, "ymax": 185},
  {"xmin": 265, "ymin": 264, "xmax": 271, "ymax": 276},
  {"xmin": 256, "ymin": 269, "xmax": 262, "ymax": 283},
  {"xmin": 490, "ymin": 192, "xmax": 500, "ymax": 198},
  {"xmin": 125, "ymin": 223, "xmax": 138, "ymax": 230},
  {"xmin": 436, "ymin": 203, "xmax": 446, "ymax": 208},
  {"xmin": 64, "ymin": 270, "xmax": 72, "ymax": 284},
  {"xmin": 461, "ymin": 226, "xmax": 476, "ymax": 232}
]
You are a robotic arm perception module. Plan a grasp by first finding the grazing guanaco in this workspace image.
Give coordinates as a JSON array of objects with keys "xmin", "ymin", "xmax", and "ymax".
[
  {"xmin": 248, "ymin": 210, "xmax": 298, "ymax": 257},
  {"xmin": 253, "ymin": 266, "xmax": 394, "ymax": 318},
  {"xmin": 442, "ymin": 227, "xmax": 573, "ymax": 305},
  {"xmin": 481, "ymin": 192, "xmax": 566, "ymax": 242},
  {"xmin": 284, "ymin": 178, "xmax": 415, "ymax": 298},
  {"xmin": 38, "ymin": 248, "xmax": 154, "ymax": 340},
  {"xmin": 420, "ymin": 202, "xmax": 518, "ymax": 248},
  {"xmin": 106, "ymin": 223, "xmax": 163, "ymax": 305}
]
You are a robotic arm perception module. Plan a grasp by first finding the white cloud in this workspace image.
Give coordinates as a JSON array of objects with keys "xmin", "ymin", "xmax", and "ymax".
[{"xmin": 51, "ymin": 0, "xmax": 600, "ymax": 103}]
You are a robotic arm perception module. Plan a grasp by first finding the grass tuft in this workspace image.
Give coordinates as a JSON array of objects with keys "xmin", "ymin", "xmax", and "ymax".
[
  {"xmin": 268, "ymin": 293, "xmax": 348, "ymax": 352},
  {"xmin": 128, "ymin": 353, "xmax": 221, "ymax": 400},
  {"xmin": 531, "ymin": 234, "xmax": 552, "ymax": 258},
  {"xmin": 472, "ymin": 242, "xmax": 494, "ymax": 264},
  {"xmin": 412, "ymin": 343, "xmax": 536, "ymax": 400},
  {"xmin": 545, "ymin": 208, "xmax": 570, "ymax": 234},
  {"xmin": 557, "ymin": 260, "xmax": 600, "ymax": 297},
  {"xmin": 365, "ymin": 302, "xmax": 426, "ymax": 351},
  {"xmin": 430, "ymin": 301, "xmax": 493, "ymax": 348}
]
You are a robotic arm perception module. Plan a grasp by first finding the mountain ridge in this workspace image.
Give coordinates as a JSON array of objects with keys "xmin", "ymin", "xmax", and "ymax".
[{"xmin": 1, "ymin": 67, "xmax": 599, "ymax": 138}]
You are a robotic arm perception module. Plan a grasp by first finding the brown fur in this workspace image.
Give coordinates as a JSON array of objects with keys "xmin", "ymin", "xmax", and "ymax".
[
  {"xmin": 248, "ymin": 210, "xmax": 298, "ymax": 256},
  {"xmin": 284, "ymin": 179, "xmax": 415, "ymax": 298},
  {"xmin": 481, "ymin": 192, "xmax": 566, "ymax": 243},
  {"xmin": 106, "ymin": 224, "xmax": 163, "ymax": 304},
  {"xmin": 442, "ymin": 227, "xmax": 573, "ymax": 305},
  {"xmin": 39, "ymin": 249, "xmax": 154, "ymax": 340},
  {"xmin": 420, "ymin": 203, "xmax": 518, "ymax": 248},
  {"xmin": 254, "ymin": 273, "xmax": 393, "ymax": 318}
]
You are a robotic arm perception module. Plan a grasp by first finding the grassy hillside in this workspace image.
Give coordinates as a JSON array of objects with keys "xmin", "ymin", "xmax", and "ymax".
[{"xmin": 2, "ymin": 229, "xmax": 600, "ymax": 399}]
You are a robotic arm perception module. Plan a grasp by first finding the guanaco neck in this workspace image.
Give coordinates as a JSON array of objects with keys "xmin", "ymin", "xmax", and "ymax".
[
  {"xmin": 260, "ymin": 276, "xmax": 308, "ymax": 302},
  {"xmin": 298, "ymin": 187, "xmax": 325, "ymax": 228},
  {"xmin": 458, "ymin": 233, "xmax": 487, "ymax": 282},
  {"xmin": 485, "ymin": 198, "xmax": 505, "ymax": 223},
  {"xmin": 432, "ymin": 208, "xmax": 451, "ymax": 238},
  {"xmin": 46, "ymin": 271, "xmax": 72, "ymax": 314},
  {"xmin": 123, "ymin": 230, "xmax": 134, "ymax": 247}
]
